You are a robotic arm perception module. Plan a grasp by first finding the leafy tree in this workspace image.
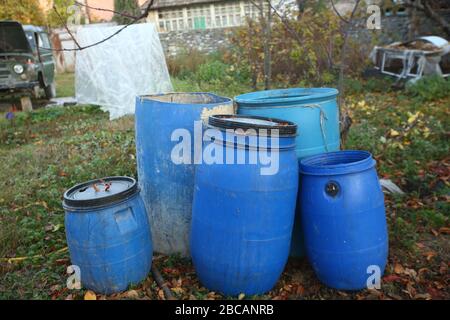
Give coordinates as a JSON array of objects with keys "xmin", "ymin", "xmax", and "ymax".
[
  {"xmin": 113, "ymin": 0, "xmax": 141, "ymax": 25},
  {"xmin": 46, "ymin": 0, "xmax": 78, "ymax": 28},
  {"xmin": 0, "ymin": 0, "xmax": 46, "ymax": 25}
]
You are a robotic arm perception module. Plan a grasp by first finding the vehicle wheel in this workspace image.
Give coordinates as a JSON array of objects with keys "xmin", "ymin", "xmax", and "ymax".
[{"xmin": 44, "ymin": 81, "xmax": 56, "ymax": 99}]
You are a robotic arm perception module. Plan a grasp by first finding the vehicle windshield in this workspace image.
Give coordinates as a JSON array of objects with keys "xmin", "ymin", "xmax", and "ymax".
[
  {"xmin": 0, "ymin": 24, "xmax": 31, "ymax": 53},
  {"xmin": 25, "ymin": 31, "xmax": 37, "ymax": 51}
]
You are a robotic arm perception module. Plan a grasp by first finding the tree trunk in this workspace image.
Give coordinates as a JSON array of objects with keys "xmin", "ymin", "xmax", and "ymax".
[
  {"xmin": 422, "ymin": 1, "xmax": 450, "ymax": 37},
  {"xmin": 408, "ymin": 5, "xmax": 419, "ymax": 40},
  {"xmin": 404, "ymin": 0, "xmax": 450, "ymax": 38},
  {"xmin": 248, "ymin": 20, "xmax": 258, "ymax": 89},
  {"xmin": 264, "ymin": 1, "xmax": 272, "ymax": 90}
]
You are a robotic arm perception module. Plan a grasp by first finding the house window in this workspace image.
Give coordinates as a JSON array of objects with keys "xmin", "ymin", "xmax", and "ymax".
[
  {"xmin": 187, "ymin": 5, "xmax": 212, "ymax": 29},
  {"xmin": 244, "ymin": 2, "xmax": 268, "ymax": 20},
  {"xmin": 214, "ymin": 2, "xmax": 242, "ymax": 28},
  {"xmin": 158, "ymin": 9, "xmax": 184, "ymax": 32},
  {"xmin": 156, "ymin": 1, "xmax": 253, "ymax": 32}
]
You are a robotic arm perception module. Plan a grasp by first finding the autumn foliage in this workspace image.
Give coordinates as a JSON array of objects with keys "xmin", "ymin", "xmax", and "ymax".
[
  {"xmin": 0, "ymin": 0, "xmax": 46, "ymax": 25},
  {"xmin": 226, "ymin": 8, "xmax": 375, "ymax": 87}
]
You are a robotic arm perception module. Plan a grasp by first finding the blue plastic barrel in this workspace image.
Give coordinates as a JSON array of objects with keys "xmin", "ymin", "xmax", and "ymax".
[
  {"xmin": 191, "ymin": 115, "xmax": 299, "ymax": 296},
  {"xmin": 235, "ymin": 88, "xmax": 340, "ymax": 257},
  {"xmin": 135, "ymin": 93, "xmax": 233, "ymax": 256},
  {"xmin": 63, "ymin": 177, "xmax": 152, "ymax": 294},
  {"xmin": 300, "ymin": 151, "xmax": 388, "ymax": 290}
]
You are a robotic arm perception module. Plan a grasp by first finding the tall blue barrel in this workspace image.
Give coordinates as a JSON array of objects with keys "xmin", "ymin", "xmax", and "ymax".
[
  {"xmin": 63, "ymin": 177, "xmax": 152, "ymax": 294},
  {"xmin": 135, "ymin": 93, "xmax": 233, "ymax": 256},
  {"xmin": 300, "ymin": 151, "xmax": 388, "ymax": 290},
  {"xmin": 191, "ymin": 115, "xmax": 299, "ymax": 296},
  {"xmin": 235, "ymin": 88, "xmax": 340, "ymax": 257}
]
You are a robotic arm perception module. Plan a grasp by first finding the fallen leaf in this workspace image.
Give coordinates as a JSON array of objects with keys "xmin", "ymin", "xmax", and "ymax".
[
  {"xmin": 394, "ymin": 263, "xmax": 404, "ymax": 274},
  {"xmin": 414, "ymin": 293, "xmax": 431, "ymax": 300},
  {"xmin": 65, "ymin": 294, "xmax": 74, "ymax": 300},
  {"xmin": 427, "ymin": 287, "xmax": 442, "ymax": 299},
  {"xmin": 125, "ymin": 290, "xmax": 139, "ymax": 299},
  {"xmin": 439, "ymin": 227, "xmax": 450, "ymax": 234},
  {"xmin": 50, "ymin": 284, "xmax": 61, "ymax": 293},
  {"xmin": 388, "ymin": 293, "xmax": 402, "ymax": 300},
  {"xmin": 171, "ymin": 287, "xmax": 184, "ymax": 295},
  {"xmin": 404, "ymin": 268, "xmax": 418, "ymax": 279},
  {"xmin": 424, "ymin": 251, "xmax": 436, "ymax": 261},
  {"xmin": 407, "ymin": 112, "xmax": 420, "ymax": 124},
  {"xmin": 365, "ymin": 289, "xmax": 382, "ymax": 300},
  {"xmin": 84, "ymin": 291, "xmax": 97, "ymax": 300},
  {"xmin": 415, "ymin": 242, "xmax": 426, "ymax": 249},
  {"xmin": 403, "ymin": 283, "xmax": 416, "ymax": 298},
  {"xmin": 296, "ymin": 285, "xmax": 305, "ymax": 296},
  {"xmin": 383, "ymin": 274, "xmax": 402, "ymax": 283},
  {"xmin": 390, "ymin": 129, "xmax": 400, "ymax": 137}
]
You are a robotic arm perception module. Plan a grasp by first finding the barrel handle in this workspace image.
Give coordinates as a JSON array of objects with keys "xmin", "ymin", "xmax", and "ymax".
[
  {"xmin": 300, "ymin": 103, "xmax": 329, "ymax": 152},
  {"xmin": 114, "ymin": 206, "xmax": 138, "ymax": 235}
]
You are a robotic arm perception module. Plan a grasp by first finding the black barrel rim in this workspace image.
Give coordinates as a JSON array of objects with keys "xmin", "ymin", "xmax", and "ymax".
[
  {"xmin": 63, "ymin": 176, "xmax": 138, "ymax": 210},
  {"xmin": 208, "ymin": 114, "xmax": 297, "ymax": 136}
]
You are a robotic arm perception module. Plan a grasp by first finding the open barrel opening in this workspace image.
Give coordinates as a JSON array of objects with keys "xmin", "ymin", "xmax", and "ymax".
[{"xmin": 140, "ymin": 92, "xmax": 230, "ymax": 105}]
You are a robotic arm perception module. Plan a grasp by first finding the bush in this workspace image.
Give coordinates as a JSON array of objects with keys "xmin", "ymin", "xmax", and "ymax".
[
  {"xmin": 406, "ymin": 76, "xmax": 450, "ymax": 101},
  {"xmin": 226, "ymin": 7, "xmax": 375, "ymax": 87},
  {"xmin": 166, "ymin": 48, "xmax": 209, "ymax": 79},
  {"xmin": 195, "ymin": 60, "xmax": 228, "ymax": 85}
]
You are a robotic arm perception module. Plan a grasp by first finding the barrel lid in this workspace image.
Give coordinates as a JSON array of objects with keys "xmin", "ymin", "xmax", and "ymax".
[
  {"xmin": 300, "ymin": 150, "xmax": 376, "ymax": 176},
  {"xmin": 235, "ymin": 88, "xmax": 339, "ymax": 107},
  {"xmin": 208, "ymin": 114, "xmax": 297, "ymax": 136},
  {"xmin": 63, "ymin": 176, "xmax": 138, "ymax": 210}
]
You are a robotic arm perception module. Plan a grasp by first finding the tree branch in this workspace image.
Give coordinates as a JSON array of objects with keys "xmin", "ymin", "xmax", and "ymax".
[
  {"xmin": 338, "ymin": 0, "xmax": 362, "ymax": 145},
  {"xmin": 267, "ymin": 0, "xmax": 304, "ymax": 46},
  {"xmin": 403, "ymin": 1, "xmax": 450, "ymax": 37},
  {"xmin": 338, "ymin": 0, "xmax": 361, "ymax": 107},
  {"xmin": 52, "ymin": 5, "xmax": 82, "ymax": 49},
  {"xmin": 46, "ymin": 0, "xmax": 154, "ymax": 52},
  {"xmin": 330, "ymin": 0, "xmax": 350, "ymax": 24},
  {"xmin": 74, "ymin": 1, "xmax": 137, "ymax": 19}
]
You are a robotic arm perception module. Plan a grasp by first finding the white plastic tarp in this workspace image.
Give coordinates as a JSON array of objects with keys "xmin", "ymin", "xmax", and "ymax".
[{"xmin": 75, "ymin": 23, "xmax": 173, "ymax": 119}]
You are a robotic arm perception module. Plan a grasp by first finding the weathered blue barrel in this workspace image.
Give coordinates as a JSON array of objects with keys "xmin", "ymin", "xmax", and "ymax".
[
  {"xmin": 191, "ymin": 115, "xmax": 299, "ymax": 296},
  {"xmin": 63, "ymin": 177, "xmax": 152, "ymax": 294},
  {"xmin": 135, "ymin": 93, "xmax": 233, "ymax": 256},
  {"xmin": 235, "ymin": 88, "xmax": 340, "ymax": 257},
  {"xmin": 300, "ymin": 151, "xmax": 388, "ymax": 290}
]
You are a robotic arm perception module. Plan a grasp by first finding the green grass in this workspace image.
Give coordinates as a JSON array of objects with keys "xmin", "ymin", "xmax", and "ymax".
[
  {"xmin": 172, "ymin": 77, "xmax": 253, "ymax": 99},
  {"xmin": 0, "ymin": 73, "xmax": 448, "ymax": 300},
  {"xmin": 55, "ymin": 73, "xmax": 75, "ymax": 98}
]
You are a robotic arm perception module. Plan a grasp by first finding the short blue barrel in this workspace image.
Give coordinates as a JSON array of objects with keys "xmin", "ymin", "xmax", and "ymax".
[
  {"xmin": 135, "ymin": 93, "xmax": 233, "ymax": 256},
  {"xmin": 63, "ymin": 177, "xmax": 152, "ymax": 294},
  {"xmin": 191, "ymin": 115, "xmax": 299, "ymax": 296},
  {"xmin": 235, "ymin": 88, "xmax": 340, "ymax": 257},
  {"xmin": 300, "ymin": 151, "xmax": 388, "ymax": 290}
]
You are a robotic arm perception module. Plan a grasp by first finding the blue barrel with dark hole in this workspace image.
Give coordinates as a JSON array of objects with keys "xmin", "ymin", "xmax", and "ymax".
[
  {"xmin": 300, "ymin": 151, "xmax": 388, "ymax": 290},
  {"xmin": 191, "ymin": 115, "xmax": 298, "ymax": 296},
  {"xmin": 235, "ymin": 88, "xmax": 340, "ymax": 257},
  {"xmin": 63, "ymin": 176, "xmax": 152, "ymax": 294},
  {"xmin": 135, "ymin": 93, "xmax": 234, "ymax": 257}
]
